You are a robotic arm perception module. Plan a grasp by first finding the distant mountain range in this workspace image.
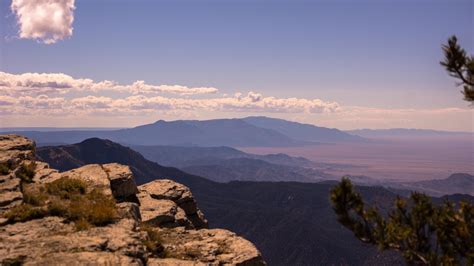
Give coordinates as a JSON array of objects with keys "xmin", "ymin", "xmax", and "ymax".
[
  {"xmin": 36, "ymin": 138, "xmax": 404, "ymax": 265},
  {"xmin": 131, "ymin": 144, "xmax": 474, "ymax": 195},
  {"xmin": 347, "ymin": 128, "xmax": 474, "ymax": 139},
  {"xmin": 2, "ymin": 116, "xmax": 362, "ymax": 147},
  {"xmin": 131, "ymin": 144, "xmax": 315, "ymax": 168},
  {"xmin": 180, "ymin": 157, "xmax": 334, "ymax": 183},
  {"xmin": 132, "ymin": 144, "xmax": 346, "ymax": 182},
  {"xmin": 243, "ymin": 116, "xmax": 364, "ymax": 143},
  {"xmin": 395, "ymin": 173, "xmax": 474, "ymax": 197}
]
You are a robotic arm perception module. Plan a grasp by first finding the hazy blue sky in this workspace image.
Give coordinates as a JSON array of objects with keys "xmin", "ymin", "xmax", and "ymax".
[{"xmin": 0, "ymin": 0, "xmax": 472, "ymax": 130}]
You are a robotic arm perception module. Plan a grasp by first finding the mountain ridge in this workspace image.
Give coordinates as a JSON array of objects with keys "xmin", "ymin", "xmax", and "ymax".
[
  {"xmin": 36, "ymin": 137, "xmax": 406, "ymax": 265},
  {"xmin": 1, "ymin": 116, "xmax": 363, "ymax": 147}
]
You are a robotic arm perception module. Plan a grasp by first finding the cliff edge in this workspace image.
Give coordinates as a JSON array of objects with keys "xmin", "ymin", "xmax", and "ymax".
[{"xmin": 0, "ymin": 134, "xmax": 265, "ymax": 265}]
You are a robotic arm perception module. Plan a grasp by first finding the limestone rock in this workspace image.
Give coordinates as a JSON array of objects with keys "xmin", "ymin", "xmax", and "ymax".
[
  {"xmin": 103, "ymin": 163, "xmax": 139, "ymax": 200},
  {"xmin": 153, "ymin": 227, "xmax": 265, "ymax": 265},
  {"xmin": 32, "ymin": 161, "xmax": 61, "ymax": 184},
  {"xmin": 26, "ymin": 252, "xmax": 143, "ymax": 266},
  {"xmin": 138, "ymin": 195, "xmax": 192, "ymax": 228},
  {"xmin": 61, "ymin": 164, "xmax": 113, "ymax": 195},
  {"xmin": 0, "ymin": 134, "xmax": 34, "ymax": 152},
  {"xmin": 0, "ymin": 217, "xmax": 146, "ymax": 264},
  {"xmin": 138, "ymin": 180, "xmax": 208, "ymax": 229},
  {"xmin": 117, "ymin": 202, "xmax": 142, "ymax": 221},
  {"xmin": 0, "ymin": 134, "xmax": 35, "ymax": 162},
  {"xmin": 148, "ymin": 258, "xmax": 206, "ymax": 266},
  {"xmin": 0, "ymin": 176, "xmax": 20, "ymax": 192}
]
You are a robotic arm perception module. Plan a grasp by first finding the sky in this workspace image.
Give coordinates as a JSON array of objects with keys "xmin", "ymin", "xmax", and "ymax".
[{"xmin": 0, "ymin": 0, "xmax": 473, "ymax": 131}]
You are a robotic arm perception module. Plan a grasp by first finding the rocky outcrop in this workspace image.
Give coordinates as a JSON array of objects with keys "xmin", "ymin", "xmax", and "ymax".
[
  {"xmin": 0, "ymin": 135, "xmax": 35, "ymax": 218},
  {"xmin": 138, "ymin": 179, "xmax": 208, "ymax": 229},
  {"xmin": 0, "ymin": 135, "xmax": 265, "ymax": 265}
]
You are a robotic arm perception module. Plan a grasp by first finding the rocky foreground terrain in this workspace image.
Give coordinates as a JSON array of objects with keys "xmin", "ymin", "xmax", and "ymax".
[{"xmin": 0, "ymin": 135, "xmax": 265, "ymax": 265}]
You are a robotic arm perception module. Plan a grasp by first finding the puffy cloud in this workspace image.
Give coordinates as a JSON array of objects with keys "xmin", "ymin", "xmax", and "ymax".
[
  {"xmin": 126, "ymin": 81, "xmax": 218, "ymax": 95},
  {"xmin": 0, "ymin": 71, "xmax": 339, "ymax": 117},
  {"xmin": 0, "ymin": 72, "xmax": 218, "ymax": 96},
  {"xmin": 0, "ymin": 71, "xmax": 470, "ymax": 131},
  {"xmin": 63, "ymin": 92, "xmax": 340, "ymax": 115},
  {"xmin": 11, "ymin": 0, "xmax": 76, "ymax": 44}
]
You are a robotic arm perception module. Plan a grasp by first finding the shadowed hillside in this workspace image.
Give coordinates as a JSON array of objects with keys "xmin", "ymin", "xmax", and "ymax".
[{"xmin": 37, "ymin": 138, "xmax": 403, "ymax": 265}]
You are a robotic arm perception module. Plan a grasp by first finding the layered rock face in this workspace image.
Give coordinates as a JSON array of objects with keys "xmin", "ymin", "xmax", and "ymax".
[{"xmin": 0, "ymin": 135, "xmax": 265, "ymax": 265}]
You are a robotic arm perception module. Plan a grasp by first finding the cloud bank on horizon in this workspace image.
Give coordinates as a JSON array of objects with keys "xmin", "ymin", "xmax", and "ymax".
[
  {"xmin": 0, "ymin": 71, "xmax": 471, "ymax": 131},
  {"xmin": 11, "ymin": 0, "xmax": 75, "ymax": 44},
  {"xmin": 0, "ymin": 71, "xmax": 340, "ymax": 116}
]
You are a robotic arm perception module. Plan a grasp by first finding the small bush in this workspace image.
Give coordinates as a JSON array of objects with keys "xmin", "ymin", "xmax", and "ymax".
[
  {"xmin": 22, "ymin": 189, "xmax": 48, "ymax": 206},
  {"xmin": 4, "ymin": 204, "xmax": 47, "ymax": 223},
  {"xmin": 0, "ymin": 161, "xmax": 11, "ymax": 175},
  {"xmin": 47, "ymin": 198, "xmax": 69, "ymax": 216},
  {"xmin": 74, "ymin": 218, "xmax": 92, "ymax": 231},
  {"xmin": 15, "ymin": 162, "xmax": 36, "ymax": 183},
  {"xmin": 46, "ymin": 177, "xmax": 87, "ymax": 199},
  {"xmin": 3, "ymin": 176, "xmax": 118, "ymax": 230},
  {"xmin": 62, "ymin": 188, "xmax": 117, "ymax": 230},
  {"xmin": 84, "ymin": 189, "xmax": 118, "ymax": 226}
]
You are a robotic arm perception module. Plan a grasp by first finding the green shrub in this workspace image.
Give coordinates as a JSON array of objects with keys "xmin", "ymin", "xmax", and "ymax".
[
  {"xmin": 15, "ymin": 162, "xmax": 36, "ymax": 183},
  {"xmin": 4, "ymin": 204, "xmax": 47, "ymax": 223},
  {"xmin": 47, "ymin": 198, "xmax": 69, "ymax": 216},
  {"xmin": 46, "ymin": 177, "xmax": 87, "ymax": 199},
  {"xmin": 74, "ymin": 218, "xmax": 92, "ymax": 231},
  {"xmin": 63, "ymin": 188, "xmax": 117, "ymax": 230},
  {"xmin": 0, "ymin": 161, "xmax": 11, "ymax": 175},
  {"xmin": 4, "ymin": 177, "xmax": 118, "ymax": 231},
  {"xmin": 22, "ymin": 189, "xmax": 48, "ymax": 206}
]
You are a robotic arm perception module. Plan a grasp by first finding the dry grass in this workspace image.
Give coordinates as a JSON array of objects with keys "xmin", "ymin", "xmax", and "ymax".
[
  {"xmin": 15, "ymin": 162, "xmax": 36, "ymax": 183},
  {"xmin": 4, "ymin": 177, "xmax": 118, "ymax": 230},
  {"xmin": 3, "ymin": 204, "xmax": 48, "ymax": 223},
  {"xmin": 45, "ymin": 177, "xmax": 87, "ymax": 199}
]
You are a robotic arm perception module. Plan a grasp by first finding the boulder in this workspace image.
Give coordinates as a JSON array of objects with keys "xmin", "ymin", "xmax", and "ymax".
[
  {"xmin": 152, "ymin": 227, "xmax": 265, "ymax": 265},
  {"xmin": 0, "ymin": 217, "xmax": 146, "ymax": 264},
  {"xmin": 0, "ymin": 134, "xmax": 35, "ymax": 162},
  {"xmin": 102, "ymin": 163, "xmax": 139, "ymax": 200},
  {"xmin": 61, "ymin": 164, "xmax": 113, "ymax": 195},
  {"xmin": 138, "ymin": 180, "xmax": 208, "ymax": 229},
  {"xmin": 138, "ymin": 194, "xmax": 192, "ymax": 228},
  {"xmin": 26, "ymin": 252, "xmax": 143, "ymax": 266},
  {"xmin": 117, "ymin": 202, "xmax": 142, "ymax": 221},
  {"xmin": 32, "ymin": 161, "xmax": 61, "ymax": 184}
]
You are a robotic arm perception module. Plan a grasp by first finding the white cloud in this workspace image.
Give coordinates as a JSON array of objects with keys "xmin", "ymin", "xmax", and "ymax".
[
  {"xmin": 0, "ymin": 71, "xmax": 340, "ymax": 116},
  {"xmin": 6, "ymin": 72, "xmax": 474, "ymax": 130},
  {"xmin": 66, "ymin": 92, "xmax": 340, "ymax": 115},
  {"xmin": 0, "ymin": 72, "xmax": 218, "ymax": 96},
  {"xmin": 5, "ymin": 71, "xmax": 470, "ymax": 131},
  {"xmin": 126, "ymin": 81, "xmax": 218, "ymax": 95},
  {"xmin": 11, "ymin": 0, "xmax": 76, "ymax": 44}
]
